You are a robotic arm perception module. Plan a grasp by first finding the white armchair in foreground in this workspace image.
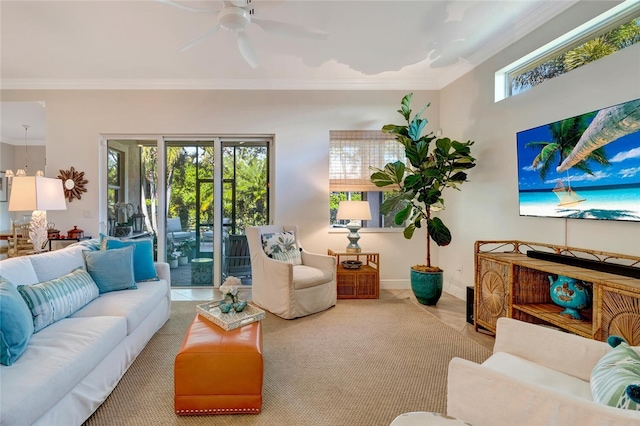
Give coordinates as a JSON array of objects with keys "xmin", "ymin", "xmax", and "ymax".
[{"xmin": 246, "ymin": 225, "xmax": 337, "ymax": 319}]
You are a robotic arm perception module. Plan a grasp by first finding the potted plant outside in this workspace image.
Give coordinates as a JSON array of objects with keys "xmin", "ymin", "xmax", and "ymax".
[
  {"xmin": 168, "ymin": 250, "xmax": 181, "ymax": 269},
  {"xmin": 370, "ymin": 93, "xmax": 476, "ymax": 305},
  {"xmin": 179, "ymin": 238, "xmax": 197, "ymax": 261}
]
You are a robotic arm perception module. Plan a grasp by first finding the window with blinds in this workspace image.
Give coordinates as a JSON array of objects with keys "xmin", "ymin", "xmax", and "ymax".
[
  {"xmin": 329, "ymin": 130, "xmax": 406, "ymax": 229},
  {"xmin": 329, "ymin": 130, "xmax": 405, "ymax": 192}
]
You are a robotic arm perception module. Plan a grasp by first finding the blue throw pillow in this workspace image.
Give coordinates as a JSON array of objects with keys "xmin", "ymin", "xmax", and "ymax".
[
  {"xmin": 0, "ymin": 277, "xmax": 34, "ymax": 366},
  {"xmin": 17, "ymin": 268, "xmax": 100, "ymax": 333},
  {"xmin": 83, "ymin": 245, "xmax": 137, "ymax": 293},
  {"xmin": 105, "ymin": 238, "xmax": 158, "ymax": 282}
]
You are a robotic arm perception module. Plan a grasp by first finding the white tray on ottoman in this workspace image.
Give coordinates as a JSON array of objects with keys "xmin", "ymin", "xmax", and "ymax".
[{"xmin": 196, "ymin": 302, "xmax": 265, "ymax": 331}]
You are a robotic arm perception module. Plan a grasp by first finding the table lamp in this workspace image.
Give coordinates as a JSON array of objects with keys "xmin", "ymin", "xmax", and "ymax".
[
  {"xmin": 336, "ymin": 200, "xmax": 371, "ymax": 253},
  {"xmin": 8, "ymin": 176, "xmax": 67, "ymax": 253}
]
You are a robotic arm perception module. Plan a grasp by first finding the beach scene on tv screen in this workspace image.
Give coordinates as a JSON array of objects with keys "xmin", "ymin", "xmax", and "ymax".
[{"xmin": 517, "ymin": 98, "xmax": 640, "ymax": 222}]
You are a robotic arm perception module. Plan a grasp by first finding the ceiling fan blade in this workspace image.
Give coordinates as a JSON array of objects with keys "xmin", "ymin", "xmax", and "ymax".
[
  {"xmin": 237, "ymin": 32, "xmax": 258, "ymax": 68},
  {"xmin": 179, "ymin": 24, "xmax": 222, "ymax": 52},
  {"xmin": 156, "ymin": 0, "xmax": 223, "ymax": 13},
  {"xmin": 252, "ymin": 18, "xmax": 328, "ymax": 40}
]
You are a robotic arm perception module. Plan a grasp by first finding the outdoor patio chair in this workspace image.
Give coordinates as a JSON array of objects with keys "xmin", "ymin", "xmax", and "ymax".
[
  {"xmin": 167, "ymin": 217, "xmax": 193, "ymax": 244},
  {"xmin": 223, "ymin": 234, "xmax": 252, "ymax": 279}
]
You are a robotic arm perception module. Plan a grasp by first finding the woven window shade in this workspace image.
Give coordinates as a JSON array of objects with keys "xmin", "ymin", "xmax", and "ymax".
[{"xmin": 329, "ymin": 130, "xmax": 404, "ymax": 192}]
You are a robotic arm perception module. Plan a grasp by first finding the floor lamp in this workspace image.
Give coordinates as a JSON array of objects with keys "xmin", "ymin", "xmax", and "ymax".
[
  {"xmin": 336, "ymin": 200, "xmax": 371, "ymax": 253},
  {"xmin": 8, "ymin": 176, "xmax": 67, "ymax": 253}
]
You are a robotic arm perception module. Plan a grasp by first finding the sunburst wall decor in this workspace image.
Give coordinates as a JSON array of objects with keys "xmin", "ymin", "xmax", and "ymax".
[{"xmin": 57, "ymin": 166, "xmax": 88, "ymax": 202}]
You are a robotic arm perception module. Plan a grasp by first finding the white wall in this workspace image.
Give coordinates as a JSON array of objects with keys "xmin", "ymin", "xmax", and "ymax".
[
  {"xmin": 0, "ymin": 90, "xmax": 437, "ymax": 289},
  {"xmin": 438, "ymin": 1, "xmax": 640, "ymax": 297}
]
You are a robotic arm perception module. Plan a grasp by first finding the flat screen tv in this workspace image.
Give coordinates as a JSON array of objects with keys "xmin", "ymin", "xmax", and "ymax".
[{"xmin": 517, "ymin": 98, "xmax": 640, "ymax": 222}]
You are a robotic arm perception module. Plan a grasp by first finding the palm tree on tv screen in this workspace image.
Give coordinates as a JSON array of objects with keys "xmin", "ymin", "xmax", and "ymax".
[{"xmin": 526, "ymin": 114, "xmax": 611, "ymax": 181}]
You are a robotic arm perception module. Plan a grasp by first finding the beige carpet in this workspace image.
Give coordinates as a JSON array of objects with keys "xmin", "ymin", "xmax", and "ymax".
[{"xmin": 83, "ymin": 299, "xmax": 490, "ymax": 426}]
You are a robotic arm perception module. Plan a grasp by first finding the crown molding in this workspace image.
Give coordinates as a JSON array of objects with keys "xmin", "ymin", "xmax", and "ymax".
[{"xmin": 0, "ymin": 77, "xmax": 445, "ymax": 91}]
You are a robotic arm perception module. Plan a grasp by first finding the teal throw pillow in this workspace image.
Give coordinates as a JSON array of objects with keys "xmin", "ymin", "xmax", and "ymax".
[
  {"xmin": 105, "ymin": 238, "xmax": 158, "ymax": 282},
  {"xmin": 0, "ymin": 277, "xmax": 34, "ymax": 365},
  {"xmin": 591, "ymin": 335, "xmax": 640, "ymax": 411},
  {"xmin": 83, "ymin": 245, "xmax": 137, "ymax": 294},
  {"xmin": 261, "ymin": 231, "xmax": 297, "ymax": 255},
  {"xmin": 17, "ymin": 268, "xmax": 99, "ymax": 333},
  {"xmin": 271, "ymin": 249, "xmax": 302, "ymax": 265}
]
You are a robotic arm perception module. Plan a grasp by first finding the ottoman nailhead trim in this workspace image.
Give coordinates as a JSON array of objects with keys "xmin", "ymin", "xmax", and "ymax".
[{"xmin": 176, "ymin": 407, "xmax": 260, "ymax": 414}]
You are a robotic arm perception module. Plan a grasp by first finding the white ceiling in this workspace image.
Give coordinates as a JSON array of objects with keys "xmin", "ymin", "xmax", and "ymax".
[{"xmin": 0, "ymin": 0, "xmax": 578, "ymax": 143}]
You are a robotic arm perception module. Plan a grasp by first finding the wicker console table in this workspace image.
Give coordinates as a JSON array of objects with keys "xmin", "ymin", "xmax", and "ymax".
[{"xmin": 474, "ymin": 240, "xmax": 640, "ymax": 345}]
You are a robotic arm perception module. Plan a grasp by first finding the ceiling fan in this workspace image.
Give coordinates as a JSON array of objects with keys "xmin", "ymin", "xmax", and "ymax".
[{"xmin": 157, "ymin": 0, "xmax": 329, "ymax": 68}]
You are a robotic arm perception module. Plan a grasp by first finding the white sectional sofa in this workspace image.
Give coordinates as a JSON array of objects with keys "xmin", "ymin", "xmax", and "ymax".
[
  {"xmin": 447, "ymin": 317, "xmax": 640, "ymax": 425},
  {"xmin": 0, "ymin": 240, "xmax": 171, "ymax": 426}
]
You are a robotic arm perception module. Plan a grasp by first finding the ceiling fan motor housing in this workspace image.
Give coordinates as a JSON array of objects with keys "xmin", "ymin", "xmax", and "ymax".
[{"xmin": 219, "ymin": 7, "xmax": 251, "ymax": 32}]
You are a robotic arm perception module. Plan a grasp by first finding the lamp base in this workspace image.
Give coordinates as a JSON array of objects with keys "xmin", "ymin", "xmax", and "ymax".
[
  {"xmin": 29, "ymin": 210, "xmax": 49, "ymax": 253},
  {"xmin": 345, "ymin": 221, "xmax": 362, "ymax": 253}
]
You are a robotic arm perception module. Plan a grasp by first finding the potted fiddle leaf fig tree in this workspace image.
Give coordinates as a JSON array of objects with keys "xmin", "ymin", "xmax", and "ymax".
[{"xmin": 370, "ymin": 93, "xmax": 476, "ymax": 305}]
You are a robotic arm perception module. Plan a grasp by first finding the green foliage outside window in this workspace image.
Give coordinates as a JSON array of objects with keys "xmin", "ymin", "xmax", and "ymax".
[{"xmin": 512, "ymin": 17, "xmax": 640, "ymax": 95}]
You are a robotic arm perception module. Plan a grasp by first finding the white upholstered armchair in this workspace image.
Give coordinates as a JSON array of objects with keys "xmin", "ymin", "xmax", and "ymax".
[{"xmin": 246, "ymin": 225, "xmax": 337, "ymax": 319}]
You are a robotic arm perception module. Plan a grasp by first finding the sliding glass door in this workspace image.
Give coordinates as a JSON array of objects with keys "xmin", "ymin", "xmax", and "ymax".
[
  {"xmin": 221, "ymin": 141, "xmax": 269, "ymax": 285},
  {"xmin": 104, "ymin": 136, "xmax": 270, "ymax": 288}
]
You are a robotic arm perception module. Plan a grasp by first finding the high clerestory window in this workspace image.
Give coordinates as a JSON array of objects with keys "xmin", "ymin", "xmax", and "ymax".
[
  {"xmin": 329, "ymin": 130, "xmax": 406, "ymax": 229},
  {"xmin": 496, "ymin": 1, "xmax": 640, "ymax": 101}
]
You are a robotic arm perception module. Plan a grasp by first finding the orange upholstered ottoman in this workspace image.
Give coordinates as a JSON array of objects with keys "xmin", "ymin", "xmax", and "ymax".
[{"xmin": 174, "ymin": 314, "xmax": 263, "ymax": 415}]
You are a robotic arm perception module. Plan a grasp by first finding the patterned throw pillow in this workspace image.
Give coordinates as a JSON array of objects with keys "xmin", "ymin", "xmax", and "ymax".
[
  {"xmin": 261, "ymin": 231, "xmax": 297, "ymax": 255},
  {"xmin": 271, "ymin": 249, "xmax": 302, "ymax": 265},
  {"xmin": 17, "ymin": 268, "xmax": 100, "ymax": 333},
  {"xmin": 591, "ymin": 335, "xmax": 640, "ymax": 411}
]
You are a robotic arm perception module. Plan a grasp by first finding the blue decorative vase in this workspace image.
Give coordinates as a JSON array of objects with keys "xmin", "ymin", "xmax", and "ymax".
[
  {"xmin": 548, "ymin": 275, "xmax": 590, "ymax": 320},
  {"xmin": 410, "ymin": 269, "xmax": 443, "ymax": 305},
  {"xmin": 233, "ymin": 300, "xmax": 247, "ymax": 312},
  {"xmin": 219, "ymin": 300, "xmax": 233, "ymax": 313}
]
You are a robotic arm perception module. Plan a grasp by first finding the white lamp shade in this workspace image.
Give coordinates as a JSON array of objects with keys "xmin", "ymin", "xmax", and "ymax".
[
  {"xmin": 8, "ymin": 176, "xmax": 67, "ymax": 212},
  {"xmin": 336, "ymin": 200, "xmax": 372, "ymax": 221}
]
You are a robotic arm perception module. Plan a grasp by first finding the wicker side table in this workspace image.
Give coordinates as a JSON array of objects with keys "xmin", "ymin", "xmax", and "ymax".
[{"xmin": 328, "ymin": 250, "xmax": 379, "ymax": 299}]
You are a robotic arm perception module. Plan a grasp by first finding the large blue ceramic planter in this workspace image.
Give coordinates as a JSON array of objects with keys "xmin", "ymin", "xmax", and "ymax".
[{"xmin": 410, "ymin": 269, "xmax": 443, "ymax": 305}]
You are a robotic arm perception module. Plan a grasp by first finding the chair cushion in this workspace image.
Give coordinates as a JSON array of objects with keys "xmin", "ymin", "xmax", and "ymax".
[
  {"xmin": 167, "ymin": 217, "xmax": 182, "ymax": 232},
  {"xmin": 591, "ymin": 337, "xmax": 640, "ymax": 410},
  {"xmin": 17, "ymin": 268, "xmax": 100, "ymax": 333},
  {"xmin": 292, "ymin": 265, "xmax": 333, "ymax": 290},
  {"xmin": 29, "ymin": 245, "xmax": 86, "ymax": 283},
  {"xmin": 482, "ymin": 351, "xmax": 593, "ymax": 400},
  {"xmin": 0, "ymin": 256, "xmax": 40, "ymax": 287},
  {"xmin": 83, "ymin": 245, "xmax": 137, "ymax": 293},
  {"xmin": 0, "ymin": 277, "xmax": 34, "ymax": 365},
  {"xmin": 261, "ymin": 231, "xmax": 297, "ymax": 255},
  {"xmin": 70, "ymin": 280, "xmax": 168, "ymax": 335},
  {"xmin": 0, "ymin": 316, "xmax": 126, "ymax": 426}
]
